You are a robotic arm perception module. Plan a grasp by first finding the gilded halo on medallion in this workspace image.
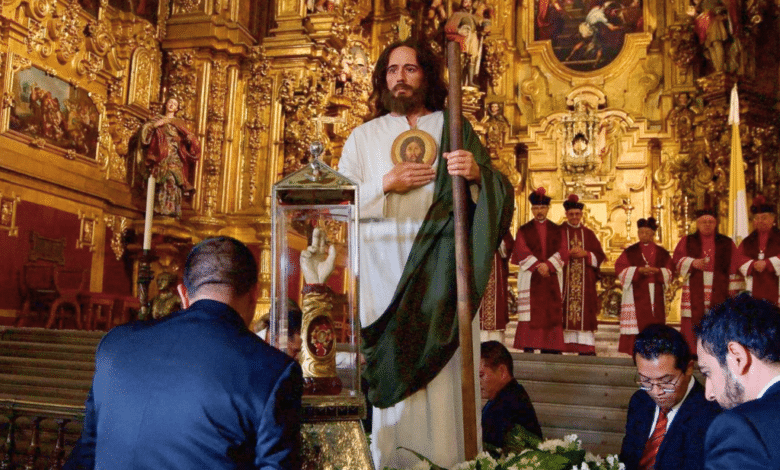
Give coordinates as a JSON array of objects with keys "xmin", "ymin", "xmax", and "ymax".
[{"xmin": 391, "ymin": 129, "xmax": 437, "ymax": 166}]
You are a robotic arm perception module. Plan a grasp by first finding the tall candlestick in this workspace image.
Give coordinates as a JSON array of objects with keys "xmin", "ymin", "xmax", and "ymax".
[{"xmin": 143, "ymin": 175, "xmax": 155, "ymax": 250}]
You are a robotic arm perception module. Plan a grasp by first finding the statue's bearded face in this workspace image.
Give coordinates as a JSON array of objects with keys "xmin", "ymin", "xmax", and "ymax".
[{"xmin": 382, "ymin": 46, "xmax": 427, "ymax": 115}]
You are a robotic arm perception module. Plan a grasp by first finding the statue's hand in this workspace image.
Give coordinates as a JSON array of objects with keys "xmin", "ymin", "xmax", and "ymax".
[{"xmin": 316, "ymin": 244, "xmax": 338, "ymax": 283}]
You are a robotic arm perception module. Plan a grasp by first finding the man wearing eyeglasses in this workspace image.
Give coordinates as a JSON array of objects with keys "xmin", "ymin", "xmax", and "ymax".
[
  {"xmin": 696, "ymin": 293, "xmax": 780, "ymax": 469},
  {"xmin": 620, "ymin": 324, "xmax": 721, "ymax": 470}
]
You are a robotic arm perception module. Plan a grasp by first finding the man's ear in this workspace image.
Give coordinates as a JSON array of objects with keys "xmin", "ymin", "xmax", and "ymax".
[
  {"xmin": 726, "ymin": 341, "xmax": 752, "ymax": 377},
  {"xmin": 177, "ymin": 284, "xmax": 190, "ymax": 309}
]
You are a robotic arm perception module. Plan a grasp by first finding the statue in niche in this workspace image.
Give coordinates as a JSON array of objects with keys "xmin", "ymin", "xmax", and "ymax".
[
  {"xmin": 134, "ymin": 97, "xmax": 201, "ymax": 218},
  {"xmin": 667, "ymin": 92, "xmax": 700, "ymax": 153},
  {"xmin": 306, "ymin": 0, "xmax": 335, "ymax": 13},
  {"xmin": 445, "ymin": 0, "xmax": 492, "ymax": 87},
  {"xmin": 481, "ymin": 102, "xmax": 510, "ymax": 158},
  {"xmin": 150, "ymin": 272, "xmax": 182, "ymax": 320},
  {"xmin": 687, "ymin": 0, "xmax": 741, "ymax": 73},
  {"xmin": 561, "ymin": 100, "xmax": 601, "ymax": 175}
]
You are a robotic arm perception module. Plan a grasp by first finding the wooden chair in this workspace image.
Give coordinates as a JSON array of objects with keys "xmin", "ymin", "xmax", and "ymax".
[
  {"xmin": 45, "ymin": 268, "xmax": 87, "ymax": 329},
  {"xmin": 80, "ymin": 293, "xmax": 116, "ymax": 331},
  {"xmin": 114, "ymin": 296, "xmax": 141, "ymax": 326},
  {"xmin": 16, "ymin": 263, "xmax": 58, "ymax": 327}
]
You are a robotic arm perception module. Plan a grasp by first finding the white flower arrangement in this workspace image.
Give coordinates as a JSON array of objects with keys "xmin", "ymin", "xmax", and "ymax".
[{"xmin": 388, "ymin": 426, "xmax": 624, "ymax": 470}]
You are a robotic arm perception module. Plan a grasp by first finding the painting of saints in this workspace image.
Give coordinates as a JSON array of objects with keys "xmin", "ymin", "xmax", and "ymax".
[{"xmin": 534, "ymin": 0, "xmax": 644, "ymax": 71}]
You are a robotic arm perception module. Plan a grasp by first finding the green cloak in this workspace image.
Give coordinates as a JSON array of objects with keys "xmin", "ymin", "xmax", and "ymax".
[{"xmin": 361, "ymin": 114, "xmax": 515, "ymax": 409}]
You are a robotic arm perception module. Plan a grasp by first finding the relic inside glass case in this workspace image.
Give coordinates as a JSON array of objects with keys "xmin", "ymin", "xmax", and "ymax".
[{"xmin": 269, "ymin": 151, "xmax": 359, "ymax": 397}]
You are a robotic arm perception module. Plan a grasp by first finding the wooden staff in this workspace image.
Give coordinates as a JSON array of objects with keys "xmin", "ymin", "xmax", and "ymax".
[{"xmin": 447, "ymin": 40, "xmax": 478, "ymax": 461}]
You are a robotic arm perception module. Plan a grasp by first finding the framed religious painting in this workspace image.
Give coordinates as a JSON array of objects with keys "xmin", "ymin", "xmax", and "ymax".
[
  {"xmin": 390, "ymin": 129, "xmax": 437, "ymax": 165},
  {"xmin": 534, "ymin": 0, "xmax": 644, "ymax": 71},
  {"xmin": 7, "ymin": 65, "xmax": 100, "ymax": 161}
]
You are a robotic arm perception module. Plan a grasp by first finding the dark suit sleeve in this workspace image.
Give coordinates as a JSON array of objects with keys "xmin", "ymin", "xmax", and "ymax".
[
  {"xmin": 620, "ymin": 391, "xmax": 646, "ymax": 470},
  {"xmin": 255, "ymin": 360, "xmax": 303, "ymax": 470},
  {"xmin": 705, "ymin": 411, "xmax": 773, "ymax": 470},
  {"xmin": 62, "ymin": 386, "xmax": 97, "ymax": 470},
  {"xmin": 63, "ymin": 334, "xmax": 112, "ymax": 470}
]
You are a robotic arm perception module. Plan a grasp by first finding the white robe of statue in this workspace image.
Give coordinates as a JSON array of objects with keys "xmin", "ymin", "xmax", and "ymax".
[{"xmin": 338, "ymin": 111, "xmax": 481, "ymax": 470}]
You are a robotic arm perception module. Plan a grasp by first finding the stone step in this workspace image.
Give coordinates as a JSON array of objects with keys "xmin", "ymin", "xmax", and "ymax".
[
  {"xmin": 0, "ymin": 355, "xmax": 94, "ymax": 371},
  {"xmin": 523, "ymin": 380, "xmax": 635, "ymax": 408},
  {"xmin": 0, "ymin": 358, "xmax": 95, "ymax": 381},
  {"xmin": 0, "ymin": 327, "xmax": 105, "ymax": 346},
  {"xmin": 0, "ymin": 341, "xmax": 96, "ymax": 363},
  {"xmin": 513, "ymin": 359, "xmax": 634, "ymax": 387},
  {"xmin": 0, "ymin": 373, "xmax": 92, "ymax": 392},
  {"xmin": 0, "ymin": 382, "xmax": 89, "ymax": 406}
]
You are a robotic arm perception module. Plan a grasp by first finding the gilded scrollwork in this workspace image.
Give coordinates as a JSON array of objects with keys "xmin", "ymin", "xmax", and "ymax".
[
  {"xmin": 245, "ymin": 47, "xmax": 273, "ymax": 207},
  {"xmin": 128, "ymin": 46, "xmax": 160, "ymax": 109},
  {"xmin": 77, "ymin": 52, "xmax": 104, "ymax": 81},
  {"xmin": 1, "ymin": 92, "xmax": 15, "ymax": 109},
  {"xmin": 25, "ymin": 19, "xmax": 54, "ymax": 58},
  {"xmin": 84, "ymin": 18, "xmax": 114, "ymax": 57},
  {"xmin": 279, "ymin": 56, "xmax": 338, "ymax": 176},
  {"xmin": 663, "ymin": 22, "xmax": 698, "ymax": 72},
  {"xmin": 0, "ymin": 192, "xmax": 21, "ymax": 237},
  {"xmin": 51, "ymin": 0, "xmax": 84, "ymax": 64},
  {"xmin": 164, "ymin": 51, "xmax": 197, "ymax": 122},
  {"xmin": 11, "ymin": 54, "xmax": 32, "ymax": 73},
  {"xmin": 201, "ymin": 59, "xmax": 229, "ymax": 217},
  {"xmin": 172, "ymin": 0, "xmax": 201, "ymax": 15},
  {"xmin": 482, "ymin": 39, "xmax": 508, "ymax": 92},
  {"xmin": 103, "ymin": 214, "xmax": 129, "ymax": 260}
]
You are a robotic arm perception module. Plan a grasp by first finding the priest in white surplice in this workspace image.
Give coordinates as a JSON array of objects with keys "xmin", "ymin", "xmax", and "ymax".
[{"xmin": 337, "ymin": 39, "xmax": 513, "ymax": 469}]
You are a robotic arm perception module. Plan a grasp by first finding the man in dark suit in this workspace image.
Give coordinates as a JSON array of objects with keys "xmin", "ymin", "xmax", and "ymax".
[
  {"xmin": 65, "ymin": 237, "xmax": 303, "ymax": 469},
  {"xmin": 696, "ymin": 293, "xmax": 780, "ymax": 470},
  {"xmin": 620, "ymin": 324, "xmax": 720, "ymax": 470},
  {"xmin": 479, "ymin": 340, "xmax": 542, "ymax": 448}
]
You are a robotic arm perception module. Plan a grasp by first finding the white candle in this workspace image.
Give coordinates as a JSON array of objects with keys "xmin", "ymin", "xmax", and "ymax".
[{"xmin": 143, "ymin": 175, "xmax": 155, "ymax": 250}]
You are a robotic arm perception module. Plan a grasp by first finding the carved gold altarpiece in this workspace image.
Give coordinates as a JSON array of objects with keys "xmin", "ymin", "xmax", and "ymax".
[{"xmin": 1, "ymin": 0, "xmax": 779, "ymax": 332}]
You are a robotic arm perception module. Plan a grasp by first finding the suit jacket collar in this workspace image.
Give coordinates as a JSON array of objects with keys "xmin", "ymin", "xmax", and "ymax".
[
  {"xmin": 170, "ymin": 299, "xmax": 249, "ymax": 331},
  {"xmin": 758, "ymin": 377, "xmax": 780, "ymax": 400}
]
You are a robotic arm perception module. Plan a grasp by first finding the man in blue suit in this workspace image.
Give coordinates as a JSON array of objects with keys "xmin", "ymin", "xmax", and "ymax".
[
  {"xmin": 620, "ymin": 324, "xmax": 720, "ymax": 470},
  {"xmin": 65, "ymin": 237, "xmax": 303, "ymax": 469},
  {"xmin": 696, "ymin": 293, "xmax": 780, "ymax": 470}
]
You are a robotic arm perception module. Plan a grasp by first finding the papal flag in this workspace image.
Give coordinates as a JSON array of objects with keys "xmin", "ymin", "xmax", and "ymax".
[{"xmin": 728, "ymin": 84, "xmax": 749, "ymax": 245}]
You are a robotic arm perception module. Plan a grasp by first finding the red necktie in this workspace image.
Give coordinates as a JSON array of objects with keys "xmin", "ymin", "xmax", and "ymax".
[{"xmin": 639, "ymin": 407, "xmax": 669, "ymax": 470}]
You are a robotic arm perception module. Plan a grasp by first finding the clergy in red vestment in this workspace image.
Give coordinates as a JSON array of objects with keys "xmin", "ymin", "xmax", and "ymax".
[
  {"xmin": 615, "ymin": 217, "xmax": 673, "ymax": 355},
  {"xmin": 672, "ymin": 208, "xmax": 744, "ymax": 354},
  {"xmin": 561, "ymin": 195, "xmax": 606, "ymax": 355},
  {"xmin": 738, "ymin": 195, "xmax": 780, "ymax": 305},
  {"xmin": 480, "ymin": 231, "xmax": 515, "ymax": 342},
  {"xmin": 510, "ymin": 188, "xmax": 568, "ymax": 353}
]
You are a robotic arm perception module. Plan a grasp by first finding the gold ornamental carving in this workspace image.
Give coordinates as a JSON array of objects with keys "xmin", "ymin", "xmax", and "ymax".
[
  {"xmin": 11, "ymin": 54, "xmax": 32, "ymax": 74},
  {"xmin": 77, "ymin": 52, "xmax": 103, "ymax": 81},
  {"xmin": 77, "ymin": 210, "xmax": 97, "ymax": 251},
  {"xmin": 84, "ymin": 19, "xmax": 114, "ymax": 57},
  {"xmin": 172, "ymin": 0, "xmax": 201, "ymax": 14},
  {"xmin": 164, "ymin": 51, "xmax": 197, "ymax": 122},
  {"xmin": 128, "ymin": 46, "xmax": 162, "ymax": 109},
  {"xmin": 201, "ymin": 59, "xmax": 229, "ymax": 218},
  {"xmin": 482, "ymin": 38, "xmax": 509, "ymax": 92},
  {"xmin": 103, "ymin": 214, "xmax": 129, "ymax": 260},
  {"xmin": 279, "ymin": 60, "xmax": 337, "ymax": 176},
  {"xmin": 0, "ymin": 192, "xmax": 21, "ymax": 237},
  {"xmin": 25, "ymin": 19, "xmax": 54, "ymax": 58},
  {"xmin": 244, "ymin": 47, "xmax": 273, "ymax": 207},
  {"xmin": 300, "ymin": 287, "xmax": 338, "ymax": 378},
  {"xmin": 51, "ymin": 0, "xmax": 84, "ymax": 65},
  {"xmin": 663, "ymin": 22, "xmax": 698, "ymax": 72}
]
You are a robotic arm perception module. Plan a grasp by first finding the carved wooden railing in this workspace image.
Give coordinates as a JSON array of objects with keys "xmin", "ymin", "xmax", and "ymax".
[{"xmin": 0, "ymin": 400, "xmax": 84, "ymax": 470}]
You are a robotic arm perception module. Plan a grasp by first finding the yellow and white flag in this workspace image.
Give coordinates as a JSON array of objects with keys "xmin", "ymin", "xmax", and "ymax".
[{"xmin": 728, "ymin": 84, "xmax": 749, "ymax": 244}]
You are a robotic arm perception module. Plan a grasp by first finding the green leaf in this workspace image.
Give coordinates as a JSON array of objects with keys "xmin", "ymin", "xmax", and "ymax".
[{"xmin": 502, "ymin": 425, "xmax": 543, "ymax": 454}]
